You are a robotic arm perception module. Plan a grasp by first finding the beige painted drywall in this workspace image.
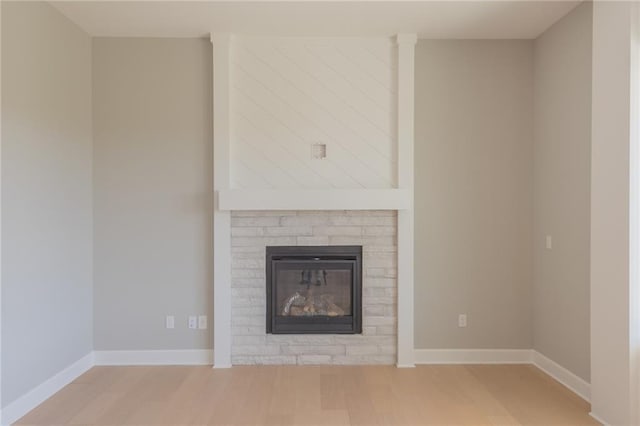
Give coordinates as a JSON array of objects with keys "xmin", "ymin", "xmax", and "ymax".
[
  {"xmin": 1, "ymin": 1, "xmax": 93, "ymax": 407},
  {"xmin": 532, "ymin": 2, "xmax": 592, "ymax": 383},
  {"xmin": 590, "ymin": 2, "xmax": 636, "ymax": 424},
  {"xmin": 92, "ymin": 38, "xmax": 213, "ymax": 350},
  {"xmin": 414, "ymin": 40, "xmax": 533, "ymax": 349}
]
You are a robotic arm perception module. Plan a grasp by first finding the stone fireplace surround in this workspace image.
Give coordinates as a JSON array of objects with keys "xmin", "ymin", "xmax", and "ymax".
[
  {"xmin": 212, "ymin": 34, "xmax": 417, "ymax": 367},
  {"xmin": 231, "ymin": 210, "xmax": 397, "ymax": 365}
]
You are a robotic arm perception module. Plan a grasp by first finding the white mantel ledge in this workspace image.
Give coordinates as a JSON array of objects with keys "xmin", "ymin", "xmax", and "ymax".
[{"xmin": 217, "ymin": 189, "xmax": 411, "ymax": 211}]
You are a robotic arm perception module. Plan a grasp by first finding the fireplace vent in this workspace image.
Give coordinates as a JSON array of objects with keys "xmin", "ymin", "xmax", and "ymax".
[{"xmin": 266, "ymin": 246, "xmax": 362, "ymax": 334}]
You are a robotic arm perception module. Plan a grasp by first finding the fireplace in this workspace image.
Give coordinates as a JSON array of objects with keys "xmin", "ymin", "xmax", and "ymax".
[{"xmin": 266, "ymin": 246, "xmax": 362, "ymax": 334}]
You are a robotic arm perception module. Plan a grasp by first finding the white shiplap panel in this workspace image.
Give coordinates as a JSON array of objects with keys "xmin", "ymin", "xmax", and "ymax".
[
  {"xmin": 235, "ymin": 138, "xmax": 300, "ymax": 189},
  {"xmin": 234, "ymin": 47, "xmax": 393, "ymax": 164},
  {"xmin": 232, "ymin": 159, "xmax": 272, "ymax": 190},
  {"xmin": 233, "ymin": 67, "xmax": 391, "ymax": 187},
  {"xmin": 277, "ymin": 44, "xmax": 393, "ymax": 136},
  {"xmin": 231, "ymin": 37, "xmax": 396, "ymax": 189},
  {"xmin": 308, "ymin": 44, "xmax": 395, "ymax": 119},
  {"xmin": 243, "ymin": 43, "xmax": 392, "ymax": 154},
  {"xmin": 234, "ymin": 90, "xmax": 362, "ymax": 188},
  {"xmin": 338, "ymin": 42, "xmax": 397, "ymax": 90},
  {"xmin": 232, "ymin": 72, "xmax": 390, "ymax": 187}
]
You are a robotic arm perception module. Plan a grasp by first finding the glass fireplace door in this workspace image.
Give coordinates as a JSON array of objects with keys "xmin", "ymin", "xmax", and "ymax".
[{"xmin": 266, "ymin": 246, "xmax": 362, "ymax": 334}]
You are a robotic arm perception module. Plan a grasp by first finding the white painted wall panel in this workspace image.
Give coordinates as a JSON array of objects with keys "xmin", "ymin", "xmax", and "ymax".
[{"xmin": 231, "ymin": 37, "xmax": 397, "ymax": 189}]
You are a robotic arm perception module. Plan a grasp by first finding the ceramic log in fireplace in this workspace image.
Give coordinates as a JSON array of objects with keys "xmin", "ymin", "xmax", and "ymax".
[{"xmin": 266, "ymin": 246, "xmax": 362, "ymax": 334}]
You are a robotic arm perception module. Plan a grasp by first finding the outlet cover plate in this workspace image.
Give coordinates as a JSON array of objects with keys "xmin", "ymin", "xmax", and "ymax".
[{"xmin": 188, "ymin": 316, "xmax": 198, "ymax": 329}]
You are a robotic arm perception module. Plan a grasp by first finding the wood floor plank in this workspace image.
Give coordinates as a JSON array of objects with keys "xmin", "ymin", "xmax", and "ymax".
[
  {"xmin": 14, "ymin": 365, "xmax": 599, "ymax": 426},
  {"xmin": 187, "ymin": 368, "xmax": 236, "ymax": 425},
  {"xmin": 265, "ymin": 366, "xmax": 296, "ymax": 425},
  {"xmin": 320, "ymin": 370, "xmax": 347, "ymax": 410}
]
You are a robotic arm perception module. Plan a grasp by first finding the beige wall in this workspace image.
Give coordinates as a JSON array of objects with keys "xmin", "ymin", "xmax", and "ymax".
[
  {"xmin": 92, "ymin": 38, "xmax": 213, "ymax": 350},
  {"xmin": 590, "ymin": 2, "xmax": 636, "ymax": 424},
  {"xmin": 1, "ymin": 1, "xmax": 93, "ymax": 407},
  {"xmin": 414, "ymin": 40, "xmax": 534, "ymax": 349},
  {"xmin": 532, "ymin": 2, "xmax": 592, "ymax": 382}
]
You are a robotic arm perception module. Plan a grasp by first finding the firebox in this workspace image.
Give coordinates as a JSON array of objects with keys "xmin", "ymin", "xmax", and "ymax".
[{"xmin": 266, "ymin": 246, "xmax": 362, "ymax": 334}]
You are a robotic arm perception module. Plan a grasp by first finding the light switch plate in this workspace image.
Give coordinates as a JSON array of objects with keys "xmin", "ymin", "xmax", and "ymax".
[
  {"xmin": 198, "ymin": 315, "xmax": 207, "ymax": 330},
  {"xmin": 458, "ymin": 314, "xmax": 467, "ymax": 328},
  {"xmin": 166, "ymin": 315, "xmax": 175, "ymax": 329}
]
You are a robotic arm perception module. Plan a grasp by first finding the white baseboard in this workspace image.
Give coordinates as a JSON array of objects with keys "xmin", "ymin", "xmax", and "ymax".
[
  {"xmin": 531, "ymin": 350, "xmax": 590, "ymax": 402},
  {"xmin": 1, "ymin": 352, "xmax": 94, "ymax": 426},
  {"xmin": 589, "ymin": 412, "xmax": 609, "ymax": 426},
  {"xmin": 212, "ymin": 363, "xmax": 232, "ymax": 369},
  {"xmin": 94, "ymin": 349, "xmax": 214, "ymax": 366},
  {"xmin": 414, "ymin": 349, "xmax": 533, "ymax": 364}
]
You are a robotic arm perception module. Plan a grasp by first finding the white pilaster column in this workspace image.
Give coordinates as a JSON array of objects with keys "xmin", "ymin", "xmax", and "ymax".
[
  {"xmin": 211, "ymin": 33, "xmax": 232, "ymax": 368},
  {"xmin": 0, "ymin": 0, "xmax": 4, "ymax": 409},
  {"xmin": 396, "ymin": 33, "xmax": 417, "ymax": 368}
]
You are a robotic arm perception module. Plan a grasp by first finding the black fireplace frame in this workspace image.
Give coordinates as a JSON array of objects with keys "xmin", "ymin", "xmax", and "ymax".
[{"xmin": 266, "ymin": 245, "xmax": 362, "ymax": 334}]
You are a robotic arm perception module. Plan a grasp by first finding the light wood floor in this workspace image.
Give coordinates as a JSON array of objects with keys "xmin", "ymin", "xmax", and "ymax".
[{"xmin": 16, "ymin": 365, "xmax": 599, "ymax": 426}]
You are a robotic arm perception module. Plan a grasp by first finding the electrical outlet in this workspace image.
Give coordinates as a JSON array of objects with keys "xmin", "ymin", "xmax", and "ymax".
[
  {"xmin": 165, "ymin": 315, "xmax": 175, "ymax": 329},
  {"xmin": 545, "ymin": 235, "xmax": 553, "ymax": 250},
  {"xmin": 198, "ymin": 315, "xmax": 207, "ymax": 330},
  {"xmin": 188, "ymin": 316, "xmax": 198, "ymax": 329},
  {"xmin": 458, "ymin": 314, "xmax": 467, "ymax": 328}
]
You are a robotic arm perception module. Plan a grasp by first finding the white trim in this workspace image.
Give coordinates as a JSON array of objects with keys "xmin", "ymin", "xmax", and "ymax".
[
  {"xmin": 589, "ymin": 412, "xmax": 610, "ymax": 426},
  {"xmin": 414, "ymin": 349, "xmax": 533, "ymax": 365},
  {"xmin": 1, "ymin": 352, "xmax": 94, "ymax": 426},
  {"xmin": 532, "ymin": 351, "xmax": 591, "ymax": 402},
  {"xmin": 629, "ymin": 5, "xmax": 640, "ymax": 426},
  {"xmin": 0, "ymin": 0, "xmax": 4, "ymax": 412},
  {"xmin": 94, "ymin": 350, "xmax": 214, "ymax": 366},
  {"xmin": 396, "ymin": 33, "xmax": 417, "ymax": 368},
  {"xmin": 396, "ymin": 34, "xmax": 418, "ymax": 46},
  {"xmin": 396, "ymin": 363, "xmax": 416, "ymax": 369},
  {"xmin": 211, "ymin": 33, "xmax": 233, "ymax": 369},
  {"xmin": 218, "ymin": 189, "xmax": 411, "ymax": 211}
]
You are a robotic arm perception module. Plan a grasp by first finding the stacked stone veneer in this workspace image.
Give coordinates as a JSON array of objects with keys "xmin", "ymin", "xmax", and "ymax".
[{"xmin": 231, "ymin": 210, "xmax": 397, "ymax": 365}]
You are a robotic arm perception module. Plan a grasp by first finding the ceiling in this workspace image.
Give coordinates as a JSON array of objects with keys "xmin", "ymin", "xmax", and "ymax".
[{"xmin": 51, "ymin": 1, "xmax": 582, "ymax": 39}]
